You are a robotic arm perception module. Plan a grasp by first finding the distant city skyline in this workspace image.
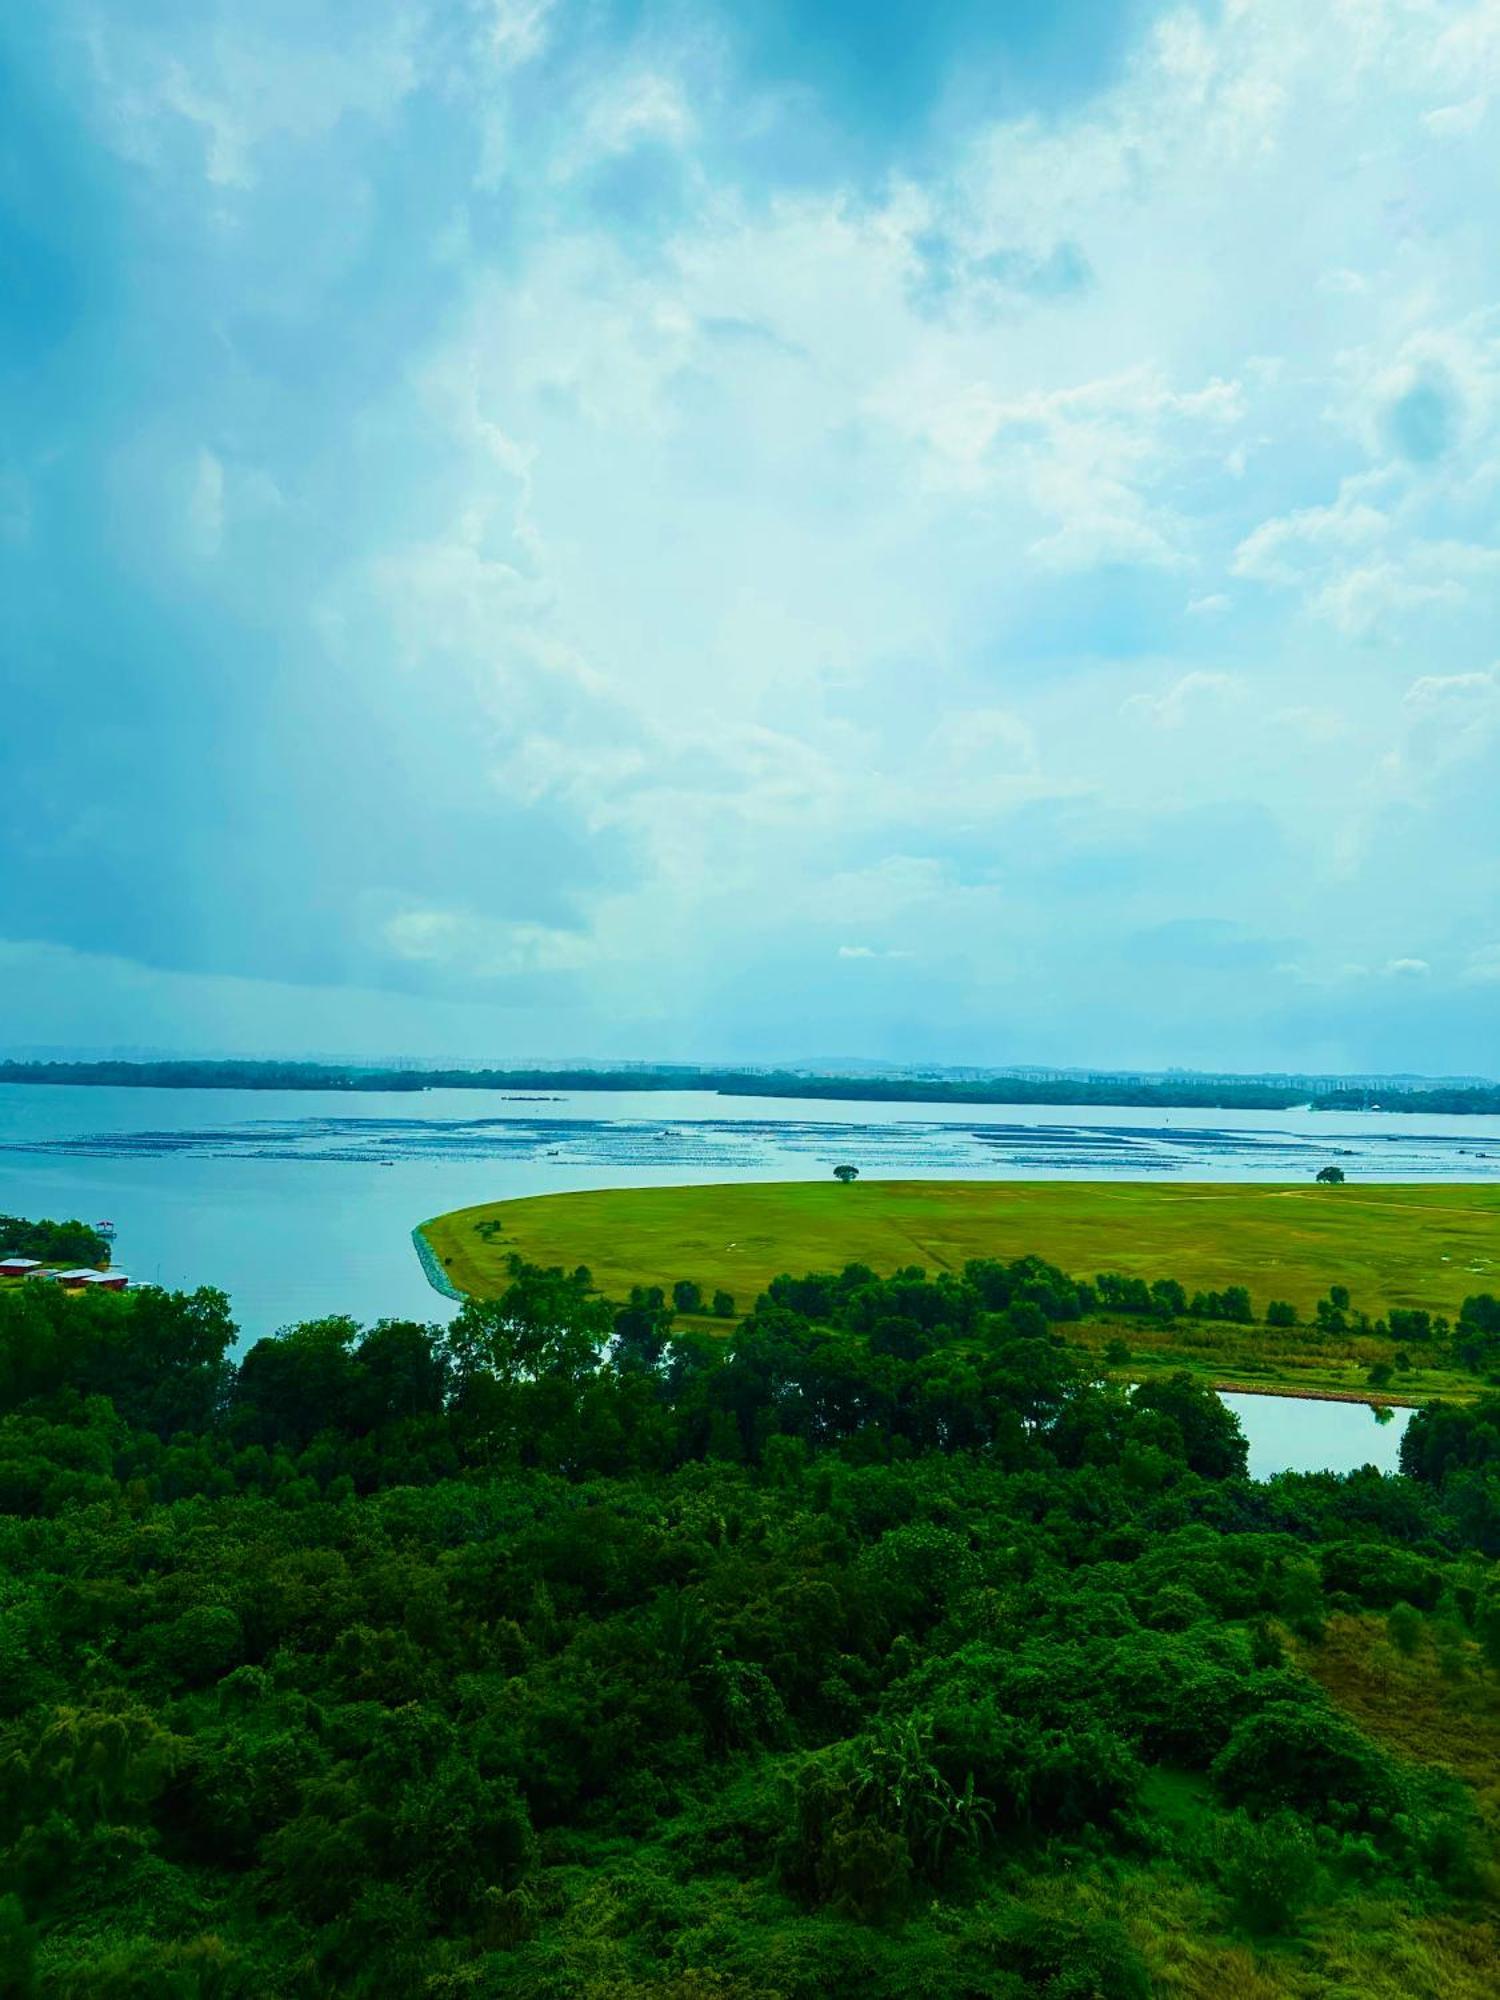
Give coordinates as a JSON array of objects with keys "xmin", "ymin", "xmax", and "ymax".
[{"xmin": 4, "ymin": 1, "xmax": 1498, "ymax": 1073}]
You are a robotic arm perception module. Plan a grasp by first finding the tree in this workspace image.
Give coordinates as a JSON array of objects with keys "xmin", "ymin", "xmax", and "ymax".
[
  {"xmin": 1316, "ymin": 1166, "xmax": 1346, "ymax": 1184},
  {"xmin": 0, "ymin": 1213, "xmax": 109, "ymax": 1267},
  {"xmin": 711, "ymin": 1289, "xmax": 737, "ymax": 1320},
  {"xmin": 444, "ymin": 1263, "xmax": 613, "ymax": 1391},
  {"xmin": 613, "ymin": 1287, "xmax": 674, "ymax": 1371},
  {"xmin": 1150, "ymin": 1278, "xmax": 1187, "ymax": 1321},
  {"xmin": 1266, "ymin": 1300, "xmax": 1297, "ymax": 1328},
  {"xmin": 671, "ymin": 1279, "xmax": 702, "ymax": 1314},
  {"xmin": 1131, "ymin": 1373, "xmax": 1249, "ymax": 1479},
  {"xmin": 833, "ymin": 1165, "xmax": 859, "ymax": 1183}
]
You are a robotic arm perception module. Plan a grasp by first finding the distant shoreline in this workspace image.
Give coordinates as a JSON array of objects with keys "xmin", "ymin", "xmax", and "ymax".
[{"xmin": 4, "ymin": 1058, "xmax": 1499, "ymax": 1116}]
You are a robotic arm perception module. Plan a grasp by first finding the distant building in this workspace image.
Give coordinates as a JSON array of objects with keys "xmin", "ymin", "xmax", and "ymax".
[
  {"xmin": 47, "ymin": 1268, "xmax": 129, "ymax": 1291},
  {"xmin": 0, "ymin": 1256, "xmax": 42, "ymax": 1276}
]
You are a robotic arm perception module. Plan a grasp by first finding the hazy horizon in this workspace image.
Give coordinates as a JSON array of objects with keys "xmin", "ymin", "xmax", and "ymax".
[
  {"xmin": 2, "ymin": 1045, "xmax": 1495, "ymax": 1090},
  {"xmin": 5, "ymin": 1, "xmax": 1498, "ymax": 1075}
]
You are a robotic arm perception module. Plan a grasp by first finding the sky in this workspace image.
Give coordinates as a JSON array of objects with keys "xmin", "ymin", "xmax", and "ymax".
[{"xmin": 2, "ymin": 0, "xmax": 1498, "ymax": 1075}]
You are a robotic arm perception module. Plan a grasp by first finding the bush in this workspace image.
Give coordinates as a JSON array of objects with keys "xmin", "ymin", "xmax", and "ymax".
[
  {"xmin": 1386, "ymin": 1603, "xmax": 1423, "ymax": 1657},
  {"xmin": 1210, "ymin": 1701, "xmax": 1400, "ymax": 1826},
  {"xmin": 989, "ymin": 1910, "xmax": 1151, "ymax": 2000},
  {"xmin": 1214, "ymin": 1808, "xmax": 1319, "ymax": 1934}
]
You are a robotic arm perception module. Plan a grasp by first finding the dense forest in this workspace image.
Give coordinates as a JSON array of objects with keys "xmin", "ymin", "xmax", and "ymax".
[{"xmin": 1, "ymin": 1235, "xmax": 1499, "ymax": 1995}]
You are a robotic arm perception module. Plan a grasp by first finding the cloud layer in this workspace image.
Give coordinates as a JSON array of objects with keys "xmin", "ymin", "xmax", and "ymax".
[{"xmin": 3, "ymin": 0, "xmax": 1498, "ymax": 1070}]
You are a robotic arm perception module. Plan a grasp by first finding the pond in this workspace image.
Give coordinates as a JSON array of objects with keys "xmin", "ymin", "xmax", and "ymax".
[{"xmin": 1220, "ymin": 1390, "xmax": 1412, "ymax": 1479}]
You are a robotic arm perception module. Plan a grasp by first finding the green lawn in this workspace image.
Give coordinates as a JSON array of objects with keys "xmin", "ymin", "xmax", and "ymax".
[{"xmin": 419, "ymin": 1177, "xmax": 1500, "ymax": 1321}]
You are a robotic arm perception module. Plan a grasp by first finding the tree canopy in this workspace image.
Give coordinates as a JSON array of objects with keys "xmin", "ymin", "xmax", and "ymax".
[{"xmin": 0, "ymin": 1225, "xmax": 1492, "ymax": 1994}]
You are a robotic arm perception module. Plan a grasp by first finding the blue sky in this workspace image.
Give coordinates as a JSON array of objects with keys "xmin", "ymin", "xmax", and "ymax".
[{"xmin": 2, "ymin": 0, "xmax": 1498, "ymax": 1072}]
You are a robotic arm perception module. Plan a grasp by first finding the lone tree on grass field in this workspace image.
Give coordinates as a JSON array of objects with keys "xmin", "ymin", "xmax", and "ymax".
[
  {"xmin": 833, "ymin": 1164, "xmax": 859, "ymax": 1183},
  {"xmin": 1316, "ymin": 1165, "xmax": 1346, "ymax": 1184}
]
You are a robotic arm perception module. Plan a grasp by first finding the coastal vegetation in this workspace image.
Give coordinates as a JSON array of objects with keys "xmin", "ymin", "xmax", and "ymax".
[{"xmin": 0, "ymin": 1227, "xmax": 1497, "ymax": 1994}]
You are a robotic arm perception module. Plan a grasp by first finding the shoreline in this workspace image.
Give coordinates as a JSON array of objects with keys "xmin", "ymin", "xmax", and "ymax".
[
  {"xmin": 410, "ymin": 1225, "xmax": 464, "ymax": 1304},
  {"xmin": 1201, "ymin": 1378, "xmax": 1423, "ymax": 1410}
]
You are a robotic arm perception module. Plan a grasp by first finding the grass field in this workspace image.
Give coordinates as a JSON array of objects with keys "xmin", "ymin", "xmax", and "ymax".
[{"xmin": 420, "ymin": 1177, "xmax": 1499, "ymax": 1321}]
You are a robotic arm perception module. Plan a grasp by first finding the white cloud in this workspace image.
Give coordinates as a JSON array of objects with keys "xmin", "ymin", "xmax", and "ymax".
[
  {"xmin": 925, "ymin": 707, "xmax": 1037, "ymax": 771},
  {"xmin": 577, "ymin": 71, "xmax": 697, "ymax": 162},
  {"xmin": 484, "ymin": 0, "xmax": 558, "ymax": 71},
  {"xmin": 875, "ymin": 365, "xmax": 1244, "ymax": 570},
  {"xmin": 83, "ymin": 9, "xmax": 422, "ymax": 192},
  {"xmin": 1123, "ymin": 671, "xmax": 1241, "ymax": 730},
  {"xmin": 382, "ymin": 907, "xmax": 596, "ymax": 976},
  {"xmin": 1233, "ymin": 491, "xmax": 1389, "ymax": 588},
  {"xmin": 1395, "ymin": 666, "xmax": 1500, "ymax": 768},
  {"xmin": 1424, "ymin": 96, "xmax": 1488, "ymax": 136}
]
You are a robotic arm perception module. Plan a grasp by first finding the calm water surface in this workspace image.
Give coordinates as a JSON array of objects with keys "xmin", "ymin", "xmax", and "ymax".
[
  {"xmin": 1219, "ymin": 1391, "xmax": 1411, "ymax": 1480},
  {"xmin": 0, "ymin": 1082, "xmax": 1489, "ymax": 1476}
]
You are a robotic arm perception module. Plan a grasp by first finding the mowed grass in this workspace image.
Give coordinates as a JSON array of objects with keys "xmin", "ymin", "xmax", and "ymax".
[{"xmin": 419, "ymin": 1177, "xmax": 1500, "ymax": 1320}]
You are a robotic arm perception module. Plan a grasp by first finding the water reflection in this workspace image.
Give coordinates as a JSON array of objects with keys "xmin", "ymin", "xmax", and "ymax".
[{"xmin": 1219, "ymin": 1391, "xmax": 1412, "ymax": 1479}]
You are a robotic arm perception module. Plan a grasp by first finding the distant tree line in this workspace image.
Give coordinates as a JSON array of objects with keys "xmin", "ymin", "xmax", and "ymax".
[
  {"xmin": 1313, "ymin": 1086, "xmax": 1500, "ymax": 1115},
  {"xmin": 11, "ymin": 1057, "xmax": 1500, "ymax": 1114},
  {"xmin": 8, "ymin": 1059, "xmax": 1499, "ymax": 1114},
  {"xmin": 0, "ymin": 1059, "xmax": 1312, "ymax": 1110}
]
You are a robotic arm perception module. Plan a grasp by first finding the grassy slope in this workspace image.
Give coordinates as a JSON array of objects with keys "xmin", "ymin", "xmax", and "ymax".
[
  {"xmin": 422, "ymin": 1178, "xmax": 1499, "ymax": 1320},
  {"xmin": 1294, "ymin": 1613, "xmax": 1500, "ymax": 1832}
]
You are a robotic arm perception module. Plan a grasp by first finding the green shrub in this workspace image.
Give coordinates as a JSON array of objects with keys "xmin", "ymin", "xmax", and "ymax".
[
  {"xmin": 1210, "ymin": 1701, "xmax": 1400, "ymax": 1826},
  {"xmin": 1214, "ymin": 1808, "xmax": 1319, "ymax": 1934}
]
